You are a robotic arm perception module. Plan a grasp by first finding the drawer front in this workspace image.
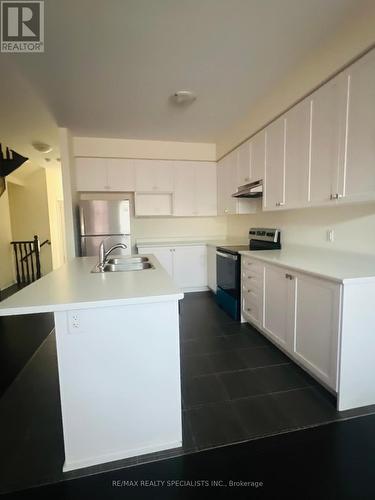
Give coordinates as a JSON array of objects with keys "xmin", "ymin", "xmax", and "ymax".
[
  {"xmin": 242, "ymin": 295, "xmax": 260, "ymax": 323},
  {"xmin": 242, "ymin": 288, "xmax": 260, "ymax": 307},
  {"xmin": 242, "ymin": 271, "xmax": 262, "ymax": 291},
  {"xmin": 242, "ymin": 258, "xmax": 263, "ymax": 273}
]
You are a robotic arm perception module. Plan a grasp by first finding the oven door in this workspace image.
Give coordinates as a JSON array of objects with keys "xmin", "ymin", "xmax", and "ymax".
[{"xmin": 216, "ymin": 251, "xmax": 240, "ymax": 297}]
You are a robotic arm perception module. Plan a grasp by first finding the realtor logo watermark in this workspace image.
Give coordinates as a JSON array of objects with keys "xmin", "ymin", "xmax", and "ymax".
[{"xmin": 1, "ymin": 1, "xmax": 44, "ymax": 52}]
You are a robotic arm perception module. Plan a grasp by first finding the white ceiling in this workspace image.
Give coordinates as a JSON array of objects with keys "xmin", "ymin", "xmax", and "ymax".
[{"xmin": 5, "ymin": 0, "xmax": 372, "ymax": 147}]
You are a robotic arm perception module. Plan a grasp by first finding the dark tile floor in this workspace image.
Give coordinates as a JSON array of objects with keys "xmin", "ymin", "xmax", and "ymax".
[
  {"xmin": 179, "ymin": 292, "xmax": 375, "ymax": 451},
  {"xmin": 1, "ymin": 291, "xmax": 375, "ymax": 495}
]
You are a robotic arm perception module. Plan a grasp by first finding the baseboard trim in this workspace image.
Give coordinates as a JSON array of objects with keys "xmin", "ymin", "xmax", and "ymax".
[
  {"xmin": 183, "ymin": 286, "xmax": 209, "ymax": 293},
  {"xmin": 63, "ymin": 439, "xmax": 182, "ymax": 472}
]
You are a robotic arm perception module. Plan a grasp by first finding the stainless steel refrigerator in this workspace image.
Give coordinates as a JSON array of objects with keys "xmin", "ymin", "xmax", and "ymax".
[{"xmin": 79, "ymin": 200, "xmax": 131, "ymax": 257}]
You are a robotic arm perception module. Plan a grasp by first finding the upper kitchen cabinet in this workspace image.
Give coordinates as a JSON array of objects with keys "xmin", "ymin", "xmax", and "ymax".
[
  {"xmin": 237, "ymin": 140, "xmax": 251, "ymax": 186},
  {"xmin": 134, "ymin": 159, "xmax": 174, "ymax": 192},
  {"xmin": 249, "ymin": 130, "xmax": 266, "ymax": 183},
  {"xmin": 339, "ymin": 49, "xmax": 375, "ymax": 202},
  {"xmin": 106, "ymin": 159, "xmax": 135, "ymax": 191},
  {"xmin": 309, "ymin": 74, "xmax": 347, "ymax": 205},
  {"xmin": 75, "ymin": 157, "xmax": 135, "ymax": 191},
  {"xmin": 173, "ymin": 161, "xmax": 217, "ymax": 216},
  {"xmin": 284, "ymin": 99, "xmax": 311, "ymax": 208},
  {"xmin": 263, "ymin": 117, "xmax": 286, "ymax": 210},
  {"xmin": 217, "ymin": 151, "xmax": 237, "ymax": 215}
]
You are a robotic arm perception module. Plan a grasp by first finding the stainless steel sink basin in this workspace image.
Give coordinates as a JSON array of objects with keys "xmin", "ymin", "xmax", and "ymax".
[
  {"xmin": 92, "ymin": 260, "xmax": 154, "ymax": 272},
  {"xmin": 107, "ymin": 256, "xmax": 149, "ymax": 265},
  {"xmin": 104, "ymin": 262, "xmax": 154, "ymax": 272}
]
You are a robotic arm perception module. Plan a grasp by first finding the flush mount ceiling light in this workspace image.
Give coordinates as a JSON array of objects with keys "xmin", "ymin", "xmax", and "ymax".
[
  {"xmin": 172, "ymin": 90, "xmax": 197, "ymax": 105},
  {"xmin": 32, "ymin": 141, "xmax": 53, "ymax": 154}
]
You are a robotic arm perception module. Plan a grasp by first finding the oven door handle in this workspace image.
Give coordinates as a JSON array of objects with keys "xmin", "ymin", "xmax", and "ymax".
[{"xmin": 216, "ymin": 251, "xmax": 238, "ymax": 261}]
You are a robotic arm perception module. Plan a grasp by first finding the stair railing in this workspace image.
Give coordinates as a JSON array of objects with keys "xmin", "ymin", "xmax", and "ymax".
[{"xmin": 10, "ymin": 235, "xmax": 50, "ymax": 285}]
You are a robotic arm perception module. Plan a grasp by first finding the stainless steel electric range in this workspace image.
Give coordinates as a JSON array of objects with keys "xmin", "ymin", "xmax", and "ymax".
[{"xmin": 216, "ymin": 228, "xmax": 281, "ymax": 320}]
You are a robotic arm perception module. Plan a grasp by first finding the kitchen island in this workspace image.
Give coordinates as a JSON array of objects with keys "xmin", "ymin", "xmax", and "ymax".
[{"xmin": 0, "ymin": 256, "xmax": 184, "ymax": 472}]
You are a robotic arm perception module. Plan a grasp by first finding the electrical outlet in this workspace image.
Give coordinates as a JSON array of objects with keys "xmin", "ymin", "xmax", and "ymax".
[
  {"xmin": 327, "ymin": 229, "xmax": 335, "ymax": 242},
  {"xmin": 68, "ymin": 311, "xmax": 82, "ymax": 333}
]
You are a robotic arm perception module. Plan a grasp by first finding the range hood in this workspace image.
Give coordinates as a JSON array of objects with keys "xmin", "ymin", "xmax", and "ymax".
[{"xmin": 232, "ymin": 180, "xmax": 263, "ymax": 198}]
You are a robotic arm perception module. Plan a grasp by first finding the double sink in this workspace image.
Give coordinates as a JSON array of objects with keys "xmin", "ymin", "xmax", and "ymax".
[{"xmin": 92, "ymin": 256, "xmax": 154, "ymax": 273}]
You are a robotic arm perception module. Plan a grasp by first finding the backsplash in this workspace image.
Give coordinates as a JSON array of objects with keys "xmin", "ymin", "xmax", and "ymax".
[{"xmin": 227, "ymin": 202, "xmax": 375, "ymax": 255}]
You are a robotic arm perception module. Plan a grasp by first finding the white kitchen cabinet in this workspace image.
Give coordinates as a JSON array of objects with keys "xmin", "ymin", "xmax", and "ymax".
[
  {"xmin": 134, "ymin": 193, "xmax": 173, "ymax": 217},
  {"xmin": 134, "ymin": 160, "xmax": 174, "ymax": 192},
  {"xmin": 75, "ymin": 158, "xmax": 109, "ymax": 191},
  {"xmin": 137, "ymin": 244, "xmax": 208, "ymax": 291},
  {"xmin": 173, "ymin": 162, "xmax": 217, "ymax": 216},
  {"xmin": 237, "ymin": 140, "xmax": 251, "ymax": 186},
  {"xmin": 262, "ymin": 264, "xmax": 292, "ymax": 349},
  {"xmin": 264, "ymin": 117, "xmax": 286, "ymax": 210},
  {"xmin": 249, "ymin": 130, "xmax": 266, "ymax": 183},
  {"xmin": 195, "ymin": 163, "xmax": 217, "ymax": 216},
  {"xmin": 243, "ymin": 261, "xmax": 341, "ymax": 391},
  {"xmin": 292, "ymin": 272, "xmax": 340, "ymax": 390},
  {"xmin": 173, "ymin": 246, "xmax": 207, "ymax": 289},
  {"xmin": 309, "ymin": 74, "xmax": 347, "ymax": 205},
  {"xmin": 75, "ymin": 158, "xmax": 135, "ymax": 192},
  {"xmin": 106, "ymin": 159, "xmax": 135, "ymax": 191},
  {"xmin": 284, "ymin": 99, "xmax": 310, "ymax": 208},
  {"xmin": 207, "ymin": 245, "xmax": 217, "ymax": 293},
  {"xmin": 217, "ymin": 152, "xmax": 237, "ymax": 215},
  {"xmin": 339, "ymin": 49, "xmax": 375, "ymax": 202}
]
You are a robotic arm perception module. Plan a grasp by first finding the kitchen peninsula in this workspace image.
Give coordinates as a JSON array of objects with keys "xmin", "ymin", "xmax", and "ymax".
[{"xmin": 0, "ymin": 256, "xmax": 184, "ymax": 472}]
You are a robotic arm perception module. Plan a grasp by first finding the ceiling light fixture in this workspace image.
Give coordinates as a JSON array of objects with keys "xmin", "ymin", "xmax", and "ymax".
[
  {"xmin": 172, "ymin": 90, "xmax": 196, "ymax": 104},
  {"xmin": 32, "ymin": 141, "xmax": 53, "ymax": 154}
]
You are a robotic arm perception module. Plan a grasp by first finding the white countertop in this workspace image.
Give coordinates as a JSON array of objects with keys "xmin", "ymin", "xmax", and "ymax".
[
  {"xmin": 240, "ymin": 245, "xmax": 375, "ymax": 283},
  {"xmin": 0, "ymin": 256, "xmax": 183, "ymax": 316},
  {"xmin": 136, "ymin": 237, "xmax": 248, "ymax": 248}
]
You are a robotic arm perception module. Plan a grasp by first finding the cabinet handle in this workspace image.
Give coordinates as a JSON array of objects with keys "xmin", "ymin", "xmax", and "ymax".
[
  {"xmin": 276, "ymin": 201, "xmax": 285, "ymax": 207},
  {"xmin": 224, "ymin": 208, "xmax": 229, "ymax": 213},
  {"xmin": 330, "ymin": 193, "xmax": 343, "ymax": 200},
  {"xmin": 285, "ymin": 273, "xmax": 294, "ymax": 280},
  {"xmin": 246, "ymin": 307, "xmax": 252, "ymax": 312}
]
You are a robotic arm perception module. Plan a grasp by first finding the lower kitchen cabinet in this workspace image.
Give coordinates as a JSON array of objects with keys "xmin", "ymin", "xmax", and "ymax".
[
  {"xmin": 137, "ymin": 244, "xmax": 207, "ymax": 291},
  {"xmin": 292, "ymin": 272, "xmax": 340, "ymax": 390},
  {"xmin": 241, "ymin": 258, "xmax": 340, "ymax": 391},
  {"xmin": 263, "ymin": 264, "xmax": 292, "ymax": 350},
  {"xmin": 206, "ymin": 245, "xmax": 217, "ymax": 292}
]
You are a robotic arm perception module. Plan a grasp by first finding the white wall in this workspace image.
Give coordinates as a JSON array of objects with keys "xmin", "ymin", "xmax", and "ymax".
[
  {"xmin": 73, "ymin": 137, "xmax": 216, "ymax": 161},
  {"xmin": 0, "ymin": 188, "xmax": 15, "ymax": 289},
  {"xmin": 7, "ymin": 169, "xmax": 53, "ymax": 275},
  {"xmin": 45, "ymin": 166, "xmax": 66, "ymax": 269},
  {"xmin": 227, "ymin": 202, "xmax": 375, "ymax": 255}
]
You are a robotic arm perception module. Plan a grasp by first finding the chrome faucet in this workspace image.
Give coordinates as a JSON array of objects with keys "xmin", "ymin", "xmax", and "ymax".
[{"xmin": 98, "ymin": 238, "xmax": 128, "ymax": 271}]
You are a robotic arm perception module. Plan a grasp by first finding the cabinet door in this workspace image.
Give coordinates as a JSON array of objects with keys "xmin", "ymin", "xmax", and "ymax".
[
  {"xmin": 263, "ymin": 264, "xmax": 293, "ymax": 349},
  {"xmin": 217, "ymin": 152, "xmax": 237, "ymax": 215},
  {"xmin": 134, "ymin": 193, "xmax": 172, "ymax": 216},
  {"xmin": 237, "ymin": 140, "xmax": 251, "ymax": 186},
  {"xmin": 173, "ymin": 162, "xmax": 195, "ymax": 216},
  {"xmin": 340, "ymin": 50, "xmax": 375, "ymax": 201},
  {"xmin": 264, "ymin": 117, "xmax": 286, "ymax": 210},
  {"xmin": 249, "ymin": 130, "xmax": 265, "ymax": 182},
  {"xmin": 207, "ymin": 245, "xmax": 217, "ymax": 292},
  {"xmin": 309, "ymin": 74, "xmax": 346, "ymax": 204},
  {"xmin": 75, "ymin": 158, "xmax": 108, "ymax": 191},
  {"xmin": 155, "ymin": 161, "xmax": 175, "ymax": 192},
  {"xmin": 134, "ymin": 160, "xmax": 174, "ymax": 192},
  {"xmin": 196, "ymin": 162, "xmax": 217, "ymax": 216},
  {"xmin": 107, "ymin": 159, "xmax": 135, "ymax": 191},
  {"xmin": 292, "ymin": 273, "xmax": 340, "ymax": 390},
  {"xmin": 137, "ymin": 246, "xmax": 174, "ymax": 277},
  {"xmin": 284, "ymin": 100, "xmax": 310, "ymax": 208},
  {"xmin": 173, "ymin": 246, "xmax": 207, "ymax": 289}
]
